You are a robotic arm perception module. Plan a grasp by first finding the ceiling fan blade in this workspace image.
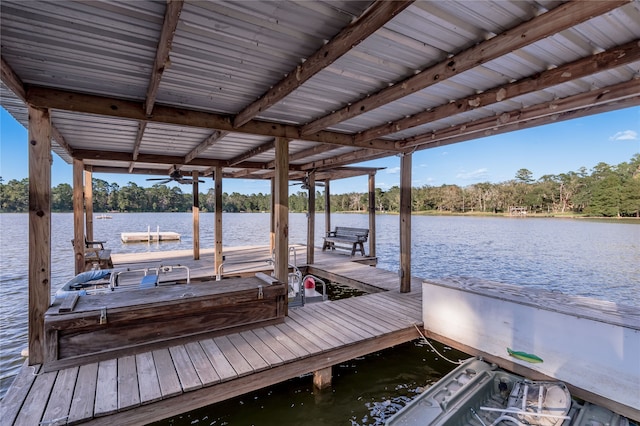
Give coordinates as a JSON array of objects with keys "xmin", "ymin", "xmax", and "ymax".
[
  {"xmin": 146, "ymin": 178, "xmax": 167, "ymax": 181},
  {"xmin": 149, "ymin": 179, "xmax": 171, "ymax": 185}
]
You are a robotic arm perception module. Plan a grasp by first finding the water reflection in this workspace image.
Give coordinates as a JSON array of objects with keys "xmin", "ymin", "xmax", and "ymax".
[{"xmin": 155, "ymin": 339, "xmax": 467, "ymax": 426}]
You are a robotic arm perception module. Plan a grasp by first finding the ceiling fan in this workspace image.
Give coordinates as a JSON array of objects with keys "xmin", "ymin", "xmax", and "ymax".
[
  {"xmin": 291, "ymin": 174, "xmax": 325, "ymax": 190},
  {"xmin": 146, "ymin": 166, "xmax": 204, "ymax": 185}
]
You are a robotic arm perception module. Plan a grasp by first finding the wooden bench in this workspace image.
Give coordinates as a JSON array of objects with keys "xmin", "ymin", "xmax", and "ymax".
[
  {"xmin": 71, "ymin": 237, "xmax": 113, "ymax": 270},
  {"xmin": 84, "ymin": 249, "xmax": 113, "ymax": 270},
  {"xmin": 322, "ymin": 226, "xmax": 369, "ymax": 256}
]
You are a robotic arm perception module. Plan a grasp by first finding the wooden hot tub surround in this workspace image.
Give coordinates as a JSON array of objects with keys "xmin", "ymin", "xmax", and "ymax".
[{"xmin": 44, "ymin": 275, "xmax": 286, "ymax": 371}]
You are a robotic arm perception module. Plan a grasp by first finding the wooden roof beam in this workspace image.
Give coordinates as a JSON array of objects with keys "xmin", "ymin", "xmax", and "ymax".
[
  {"xmin": 129, "ymin": 121, "xmax": 148, "ymax": 172},
  {"xmin": 226, "ymin": 139, "xmax": 275, "ymax": 167},
  {"xmin": 310, "ymin": 82, "xmax": 640, "ymax": 168},
  {"xmin": 355, "ymin": 39, "xmax": 640, "ymax": 143},
  {"xmin": 266, "ymin": 143, "xmax": 341, "ymax": 169},
  {"xmin": 301, "ymin": 0, "xmax": 629, "ymax": 135},
  {"xmin": 74, "ymin": 149, "xmax": 266, "ymax": 170},
  {"xmin": 145, "ymin": 0, "xmax": 183, "ymax": 116},
  {"xmin": 26, "ymin": 86, "xmax": 399, "ymax": 152},
  {"xmin": 232, "ymin": 0, "xmax": 413, "ymax": 128},
  {"xmin": 398, "ymin": 78, "xmax": 640, "ymax": 149},
  {"xmin": 1, "ymin": 56, "xmax": 25, "ymax": 101},
  {"xmin": 184, "ymin": 130, "xmax": 228, "ymax": 164},
  {"xmin": 411, "ymin": 95, "xmax": 640, "ymax": 154}
]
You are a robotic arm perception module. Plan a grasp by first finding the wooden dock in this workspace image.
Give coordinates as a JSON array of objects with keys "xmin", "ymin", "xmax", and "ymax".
[{"xmin": 1, "ymin": 246, "xmax": 425, "ymax": 425}]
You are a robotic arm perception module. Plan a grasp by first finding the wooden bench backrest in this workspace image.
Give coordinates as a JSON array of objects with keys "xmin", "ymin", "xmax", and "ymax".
[{"xmin": 334, "ymin": 226, "xmax": 368, "ymax": 239}]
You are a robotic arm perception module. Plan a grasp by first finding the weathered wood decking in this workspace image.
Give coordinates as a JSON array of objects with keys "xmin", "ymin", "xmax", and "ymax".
[{"xmin": 2, "ymin": 246, "xmax": 424, "ymax": 425}]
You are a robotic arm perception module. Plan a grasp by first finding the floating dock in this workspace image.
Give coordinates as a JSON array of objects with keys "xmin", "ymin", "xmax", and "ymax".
[{"xmin": 120, "ymin": 230, "xmax": 181, "ymax": 243}]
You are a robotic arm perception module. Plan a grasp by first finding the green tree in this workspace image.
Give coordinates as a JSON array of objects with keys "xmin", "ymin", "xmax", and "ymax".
[{"xmin": 52, "ymin": 183, "xmax": 73, "ymax": 211}]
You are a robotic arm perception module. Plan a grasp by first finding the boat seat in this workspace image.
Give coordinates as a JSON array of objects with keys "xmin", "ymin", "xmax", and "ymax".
[{"xmin": 140, "ymin": 274, "xmax": 159, "ymax": 289}]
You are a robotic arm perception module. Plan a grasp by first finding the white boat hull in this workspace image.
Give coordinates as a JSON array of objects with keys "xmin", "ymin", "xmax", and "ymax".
[{"xmin": 421, "ymin": 278, "xmax": 640, "ymax": 420}]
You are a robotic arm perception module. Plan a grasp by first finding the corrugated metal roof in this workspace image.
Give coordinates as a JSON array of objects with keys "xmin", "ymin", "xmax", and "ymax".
[{"xmin": 1, "ymin": 0, "xmax": 638, "ymax": 182}]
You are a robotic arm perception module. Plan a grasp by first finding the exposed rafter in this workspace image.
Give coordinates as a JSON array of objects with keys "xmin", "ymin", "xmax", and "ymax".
[
  {"xmin": 232, "ymin": 0, "xmax": 413, "ymax": 128},
  {"xmin": 145, "ymin": 0, "xmax": 183, "ymax": 116},
  {"xmin": 184, "ymin": 130, "xmax": 228, "ymax": 164},
  {"xmin": 51, "ymin": 126, "xmax": 73, "ymax": 156},
  {"xmin": 355, "ymin": 39, "xmax": 640, "ymax": 143},
  {"xmin": 1, "ymin": 56, "xmax": 25, "ymax": 101},
  {"xmin": 129, "ymin": 121, "xmax": 148, "ymax": 172},
  {"xmin": 300, "ymin": 0, "xmax": 629, "ymax": 135},
  {"xmin": 398, "ymin": 79, "xmax": 640, "ymax": 149},
  {"xmin": 300, "ymin": 79, "xmax": 640, "ymax": 170},
  {"xmin": 227, "ymin": 139, "xmax": 275, "ymax": 167}
]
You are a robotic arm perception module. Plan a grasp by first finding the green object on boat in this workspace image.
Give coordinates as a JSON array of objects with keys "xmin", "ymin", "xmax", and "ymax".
[{"xmin": 507, "ymin": 348, "xmax": 543, "ymax": 363}]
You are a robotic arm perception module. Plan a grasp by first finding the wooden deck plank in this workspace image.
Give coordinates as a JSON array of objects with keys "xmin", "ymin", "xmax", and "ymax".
[
  {"xmin": 287, "ymin": 308, "xmax": 353, "ymax": 345},
  {"xmin": 286, "ymin": 310, "xmax": 344, "ymax": 348},
  {"xmin": 199, "ymin": 338, "xmax": 238, "ymax": 381},
  {"xmin": 239, "ymin": 330, "xmax": 285, "ymax": 366},
  {"xmin": 359, "ymin": 294, "xmax": 422, "ymax": 323},
  {"xmin": 310, "ymin": 301, "xmax": 382, "ymax": 337},
  {"xmin": 340, "ymin": 296, "xmax": 412, "ymax": 329},
  {"xmin": 274, "ymin": 322, "xmax": 324, "ymax": 354},
  {"xmin": 94, "ymin": 359, "xmax": 118, "ymax": 417},
  {"xmin": 169, "ymin": 345, "xmax": 203, "ymax": 392},
  {"xmin": 262, "ymin": 324, "xmax": 311, "ymax": 358},
  {"xmin": 328, "ymin": 300, "xmax": 394, "ymax": 335},
  {"xmin": 213, "ymin": 335, "xmax": 254, "ymax": 377},
  {"xmin": 136, "ymin": 352, "xmax": 162, "ymax": 405},
  {"xmin": 250, "ymin": 327, "xmax": 298, "ymax": 362},
  {"xmin": 118, "ymin": 355, "xmax": 141, "ymax": 411},
  {"xmin": 0, "ymin": 361, "xmax": 40, "ymax": 426},
  {"xmin": 309, "ymin": 303, "xmax": 376, "ymax": 339},
  {"xmin": 304, "ymin": 303, "xmax": 377, "ymax": 340},
  {"xmin": 41, "ymin": 366, "xmax": 78, "ymax": 426},
  {"xmin": 13, "ymin": 369, "xmax": 57, "ymax": 426},
  {"xmin": 295, "ymin": 305, "xmax": 364, "ymax": 342},
  {"xmin": 184, "ymin": 341, "xmax": 221, "ymax": 386},
  {"xmin": 227, "ymin": 333, "xmax": 270, "ymax": 371},
  {"xmin": 152, "ymin": 349, "xmax": 182, "ymax": 398},
  {"xmin": 363, "ymin": 292, "xmax": 421, "ymax": 316},
  {"xmin": 68, "ymin": 362, "xmax": 98, "ymax": 424}
]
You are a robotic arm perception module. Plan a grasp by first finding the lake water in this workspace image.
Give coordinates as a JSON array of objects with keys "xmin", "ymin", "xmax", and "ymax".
[{"xmin": 1, "ymin": 212, "xmax": 638, "ymax": 424}]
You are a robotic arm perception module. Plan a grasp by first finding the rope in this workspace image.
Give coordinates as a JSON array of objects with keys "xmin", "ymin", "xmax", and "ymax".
[{"xmin": 413, "ymin": 323, "xmax": 463, "ymax": 365}]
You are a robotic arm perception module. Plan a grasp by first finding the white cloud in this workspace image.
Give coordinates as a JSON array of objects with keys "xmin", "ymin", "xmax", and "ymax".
[
  {"xmin": 386, "ymin": 167, "xmax": 401, "ymax": 174},
  {"xmin": 609, "ymin": 130, "xmax": 638, "ymax": 141},
  {"xmin": 456, "ymin": 168, "xmax": 489, "ymax": 180}
]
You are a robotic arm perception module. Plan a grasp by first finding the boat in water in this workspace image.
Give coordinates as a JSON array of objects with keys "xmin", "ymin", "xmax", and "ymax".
[{"xmin": 385, "ymin": 357, "xmax": 630, "ymax": 426}]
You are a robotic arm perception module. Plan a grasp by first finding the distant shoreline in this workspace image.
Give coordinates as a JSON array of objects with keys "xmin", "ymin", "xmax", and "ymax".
[{"xmin": 1, "ymin": 210, "xmax": 639, "ymax": 221}]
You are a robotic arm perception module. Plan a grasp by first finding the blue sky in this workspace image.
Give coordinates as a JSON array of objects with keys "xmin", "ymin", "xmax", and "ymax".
[{"xmin": 1, "ymin": 106, "xmax": 638, "ymax": 195}]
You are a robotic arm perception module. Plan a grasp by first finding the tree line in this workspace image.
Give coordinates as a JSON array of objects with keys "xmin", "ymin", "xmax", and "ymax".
[{"xmin": 1, "ymin": 155, "xmax": 638, "ymax": 217}]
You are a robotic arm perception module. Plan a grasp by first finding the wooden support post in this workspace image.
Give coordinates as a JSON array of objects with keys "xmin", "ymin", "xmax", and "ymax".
[
  {"xmin": 368, "ymin": 172, "xmax": 376, "ymax": 258},
  {"xmin": 270, "ymin": 178, "xmax": 275, "ymax": 255},
  {"xmin": 192, "ymin": 170, "xmax": 200, "ymax": 260},
  {"xmin": 313, "ymin": 366, "xmax": 332, "ymax": 390},
  {"xmin": 274, "ymin": 138, "xmax": 289, "ymax": 314},
  {"xmin": 307, "ymin": 171, "xmax": 315, "ymax": 264},
  {"xmin": 73, "ymin": 159, "xmax": 85, "ymax": 274},
  {"xmin": 324, "ymin": 180, "xmax": 331, "ymax": 236},
  {"xmin": 399, "ymin": 153, "xmax": 412, "ymax": 293},
  {"xmin": 214, "ymin": 167, "xmax": 223, "ymax": 272},
  {"xmin": 84, "ymin": 167, "xmax": 93, "ymax": 241},
  {"xmin": 28, "ymin": 106, "xmax": 51, "ymax": 365}
]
